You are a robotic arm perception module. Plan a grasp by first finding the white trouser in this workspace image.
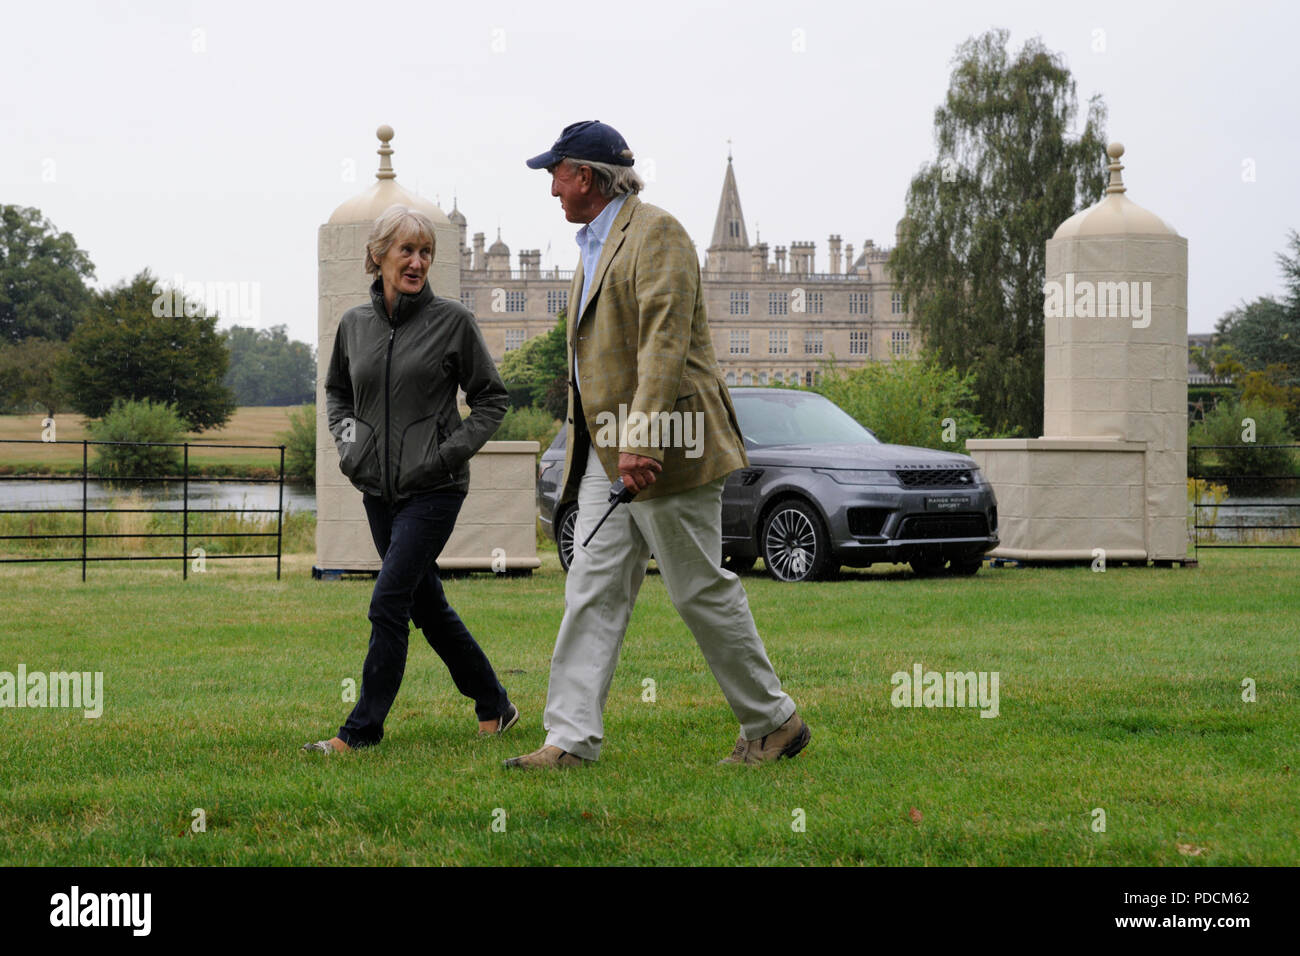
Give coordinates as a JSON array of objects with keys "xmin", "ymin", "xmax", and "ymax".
[{"xmin": 543, "ymin": 451, "xmax": 795, "ymax": 760}]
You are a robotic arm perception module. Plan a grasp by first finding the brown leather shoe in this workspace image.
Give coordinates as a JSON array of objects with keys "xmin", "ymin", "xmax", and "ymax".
[
  {"xmin": 718, "ymin": 712, "xmax": 811, "ymax": 765},
  {"xmin": 503, "ymin": 744, "xmax": 589, "ymax": 769}
]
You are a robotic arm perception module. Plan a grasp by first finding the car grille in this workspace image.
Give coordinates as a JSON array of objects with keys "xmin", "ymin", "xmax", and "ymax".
[
  {"xmin": 847, "ymin": 507, "xmax": 890, "ymax": 537},
  {"xmin": 894, "ymin": 468, "xmax": 976, "ymax": 488},
  {"xmin": 896, "ymin": 514, "xmax": 989, "ymax": 540}
]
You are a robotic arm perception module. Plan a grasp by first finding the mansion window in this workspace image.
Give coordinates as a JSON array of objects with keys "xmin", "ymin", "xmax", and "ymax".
[
  {"xmin": 547, "ymin": 290, "xmax": 568, "ymax": 314},
  {"xmin": 729, "ymin": 330, "xmax": 750, "ymax": 355},
  {"xmin": 768, "ymin": 292, "xmax": 788, "ymax": 316},
  {"xmin": 729, "ymin": 291, "xmax": 750, "ymax": 315},
  {"xmin": 850, "ymin": 330, "xmax": 870, "ymax": 355},
  {"xmin": 504, "ymin": 329, "xmax": 525, "ymax": 352},
  {"xmin": 769, "ymin": 330, "xmax": 789, "ymax": 355},
  {"xmin": 891, "ymin": 291, "xmax": 904, "ymax": 314},
  {"xmin": 891, "ymin": 330, "xmax": 911, "ymax": 356},
  {"xmin": 806, "ymin": 291, "xmax": 823, "ymax": 314},
  {"xmin": 460, "ymin": 291, "xmax": 475, "ymax": 313},
  {"xmin": 804, "ymin": 331, "xmax": 823, "ymax": 355},
  {"xmin": 849, "ymin": 292, "xmax": 870, "ymax": 315},
  {"xmin": 506, "ymin": 291, "xmax": 526, "ymax": 313}
]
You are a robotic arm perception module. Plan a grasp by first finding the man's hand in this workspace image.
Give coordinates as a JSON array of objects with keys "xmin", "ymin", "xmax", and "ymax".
[{"xmin": 618, "ymin": 452, "xmax": 662, "ymax": 493}]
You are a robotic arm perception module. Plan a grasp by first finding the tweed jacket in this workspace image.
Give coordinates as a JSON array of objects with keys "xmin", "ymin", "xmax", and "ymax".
[{"xmin": 558, "ymin": 194, "xmax": 748, "ymax": 504}]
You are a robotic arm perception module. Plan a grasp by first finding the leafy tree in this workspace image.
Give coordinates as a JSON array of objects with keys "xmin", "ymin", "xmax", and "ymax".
[
  {"xmin": 497, "ymin": 311, "xmax": 568, "ymax": 419},
  {"xmin": 1214, "ymin": 296, "xmax": 1297, "ymax": 375},
  {"xmin": 0, "ymin": 338, "xmax": 73, "ymax": 415},
  {"xmin": 813, "ymin": 356, "xmax": 984, "ymax": 450},
  {"xmin": 223, "ymin": 324, "xmax": 315, "ymax": 406},
  {"xmin": 1278, "ymin": 228, "xmax": 1300, "ymax": 317},
  {"xmin": 60, "ymin": 270, "xmax": 236, "ymax": 431},
  {"xmin": 277, "ymin": 403, "xmax": 316, "ymax": 481},
  {"xmin": 1190, "ymin": 339, "xmax": 1244, "ymax": 384},
  {"xmin": 1238, "ymin": 364, "xmax": 1300, "ymax": 436},
  {"xmin": 87, "ymin": 398, "xmax": 186, "ymax": 480},
  {"xmin": 0, "ymin": 205, "xmax": 95, "ymax": 343},
  {"xmin": 1190, "ymin": 399, "xmax": 1295, "ymax": 479},
  {"xmin": 1201, "ymin": 234, "xmax": 1300, "ymax": 433},
  {"xmin": 889, "ymin": 28, "xmax": 1108, "ymax": 437}
]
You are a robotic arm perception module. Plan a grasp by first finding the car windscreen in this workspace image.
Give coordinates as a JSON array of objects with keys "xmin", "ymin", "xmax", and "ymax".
[{"xmin": 730, "ymin": 390, "xmax": 879, "ymax": 447}]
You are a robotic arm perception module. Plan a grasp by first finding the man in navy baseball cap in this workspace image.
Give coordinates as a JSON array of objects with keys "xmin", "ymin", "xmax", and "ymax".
[
  {"xmin": 525, "ymin": 120, "xmax": 635, "ymax": 169},
  {"xmin": 506, "ymin": 119, "xmax": 810, "ymax": 773}
]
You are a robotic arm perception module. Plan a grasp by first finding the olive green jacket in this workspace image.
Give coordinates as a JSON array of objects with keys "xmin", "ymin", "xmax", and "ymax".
[
  {"xmin": 559, "ymin": 195, "xmax": 748, "ymax": 504},
  {"xmin": 325, "ymin": 280, "xmax": 507, "ymax": 503}
]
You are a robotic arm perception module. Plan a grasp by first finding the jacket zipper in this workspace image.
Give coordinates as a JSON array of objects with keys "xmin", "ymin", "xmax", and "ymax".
[{"xmin": 384, "ymin": 313, "xmax": 397, "ymax": 501}]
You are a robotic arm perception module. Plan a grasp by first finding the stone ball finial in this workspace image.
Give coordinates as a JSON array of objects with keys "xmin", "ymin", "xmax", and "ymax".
[
  {"xmin": 326, "ymin": 124, "xmax": 449, "ymax": 225},
  {"xmin": 375, "ymin": 125, "xmax": 396, "ymax": 181},
  {"xmin": 1052, "ymin": 135, "xmax": 1176, "ymax": 237},
  {"xmin": 1105, "ymin": 141, "xmax": 1126, "ymax": 195}
]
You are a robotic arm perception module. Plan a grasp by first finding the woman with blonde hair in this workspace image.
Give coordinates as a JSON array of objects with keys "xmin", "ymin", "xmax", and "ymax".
[{"xmin": 304, "ymin": 204, "xmax": 517, "ymax": 752}]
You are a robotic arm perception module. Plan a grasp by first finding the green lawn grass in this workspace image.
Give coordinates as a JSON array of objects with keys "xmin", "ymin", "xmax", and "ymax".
[{"xmin": 0, "ymin": 549, "xmax": 1295, "ymax": 866}]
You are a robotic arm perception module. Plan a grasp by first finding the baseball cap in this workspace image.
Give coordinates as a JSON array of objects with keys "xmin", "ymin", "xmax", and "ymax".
[{"xmin": 525, "ymin": 120, "xmax": 635, "ymax": 169}]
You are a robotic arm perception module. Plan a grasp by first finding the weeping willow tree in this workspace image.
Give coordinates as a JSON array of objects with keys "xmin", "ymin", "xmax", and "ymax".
[{"xmin": 890, "ymin": 29, "xmax": 1108, "ymax": 437}]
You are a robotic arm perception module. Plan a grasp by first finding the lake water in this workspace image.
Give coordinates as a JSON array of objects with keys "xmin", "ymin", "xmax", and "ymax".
[
  {"xmin": 0, "ymin": 479, "xmax": 317, "ymax": 514},
  {"xmin": 1191, "ymin": 495, "xmax": 1300, "ymax": 543}
]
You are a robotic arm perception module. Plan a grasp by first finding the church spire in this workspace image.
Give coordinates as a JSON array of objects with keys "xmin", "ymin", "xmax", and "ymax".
[{"xmin": 708, "ymin": 154, "xmax": 749, "ymax": 252}]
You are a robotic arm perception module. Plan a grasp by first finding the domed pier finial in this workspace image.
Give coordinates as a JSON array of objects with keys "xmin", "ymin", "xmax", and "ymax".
[
  {"xmin": 1105, "ymin": 142, "xmax": 1126, "ymax": 195},
  {"xmin": 376, "ymin": 125, "xmax": 396, "ymax": 181}
]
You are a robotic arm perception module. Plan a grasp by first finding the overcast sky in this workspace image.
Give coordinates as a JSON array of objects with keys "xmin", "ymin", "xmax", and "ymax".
[{"xmin": 3, "ymin": 0, "xmax": 1296, "ymax": 345}]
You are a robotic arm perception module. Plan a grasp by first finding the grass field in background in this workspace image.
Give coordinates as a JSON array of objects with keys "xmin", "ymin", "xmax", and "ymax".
[
  {"xmin": 0, "ymin": 406, "xmax": 303, "ymax": 474},
  {"xmin": 1, "ymin": 548, "xmax": 1295, "ymax": 866}
]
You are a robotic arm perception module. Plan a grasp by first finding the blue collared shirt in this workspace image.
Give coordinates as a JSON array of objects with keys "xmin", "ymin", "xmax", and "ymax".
[{"xmin": 573, "ymin": 193, "xmax": 628, "ymax": 389}]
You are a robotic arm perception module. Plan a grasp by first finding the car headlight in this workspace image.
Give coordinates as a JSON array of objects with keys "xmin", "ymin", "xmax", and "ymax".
[{"xmin": 814, "ymin": 468, "xmax": 897, "ymax": 486}]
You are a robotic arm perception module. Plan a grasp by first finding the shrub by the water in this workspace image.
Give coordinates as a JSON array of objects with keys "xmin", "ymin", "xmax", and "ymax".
[
  {"xmin": 278, "ymin": 403, "xmax": 315, "ymax": 482},
  {"xmin": 87, "ymin": 398, "xmax": 186, "ymax": 480},
  {"xmin": 1191, "ymin": 399, "xmax": 1296, "ymax": 478}
]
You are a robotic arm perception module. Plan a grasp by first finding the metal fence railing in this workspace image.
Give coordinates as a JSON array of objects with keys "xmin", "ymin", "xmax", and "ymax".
[
  {"xmin": 0, "ymin": 439, "xmax": 286, "ymax": 581},
  {"xmin": 1189, "ymin": 444, "xmax": 1300, "ymax": 556}
]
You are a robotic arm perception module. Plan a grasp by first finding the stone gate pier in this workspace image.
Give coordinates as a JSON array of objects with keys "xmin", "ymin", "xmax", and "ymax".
[
  {"xmin": 314, "ymin": 126, "xmax": 539, "ymax": 577},
  {"xmin": 966, "ymin": 143, "xmax": 1189, "ymax": 564}
]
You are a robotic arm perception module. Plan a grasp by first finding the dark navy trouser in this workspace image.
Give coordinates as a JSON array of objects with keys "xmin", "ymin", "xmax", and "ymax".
[{"xmin": 338, "ymin": 491, "xmax": 510, "ymax": 747}]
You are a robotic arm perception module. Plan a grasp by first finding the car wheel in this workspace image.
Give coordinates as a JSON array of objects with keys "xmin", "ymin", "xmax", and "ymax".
[
  {"xmin": 948, "ymin": 557, "xmax": 983, "ymax": 576},
  {"xmin": 722, "ymin": 553, "xmax": 756, "ymax": 574},
  {"xmin": 556, "ymin": 504, "xmax": 579, "ymax": 571},
  {"xmin": 762, "ymin": 500, "xmax": 832, "ymax": 582}
]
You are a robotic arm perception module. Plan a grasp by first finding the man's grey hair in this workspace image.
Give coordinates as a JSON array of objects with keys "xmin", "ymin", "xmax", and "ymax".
[
  {"xmin": 365, "ymin": 204, "xmax": 437, "ymax": 276},
  {"xmin": 561, "ymin": 157, "xmax": 644, "ymax": 198}
]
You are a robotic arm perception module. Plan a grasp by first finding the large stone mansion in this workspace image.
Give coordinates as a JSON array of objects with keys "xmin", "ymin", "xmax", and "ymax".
[{"xmin": 455, "ymin": 156, "xmax": 917, "ymax": 387}]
